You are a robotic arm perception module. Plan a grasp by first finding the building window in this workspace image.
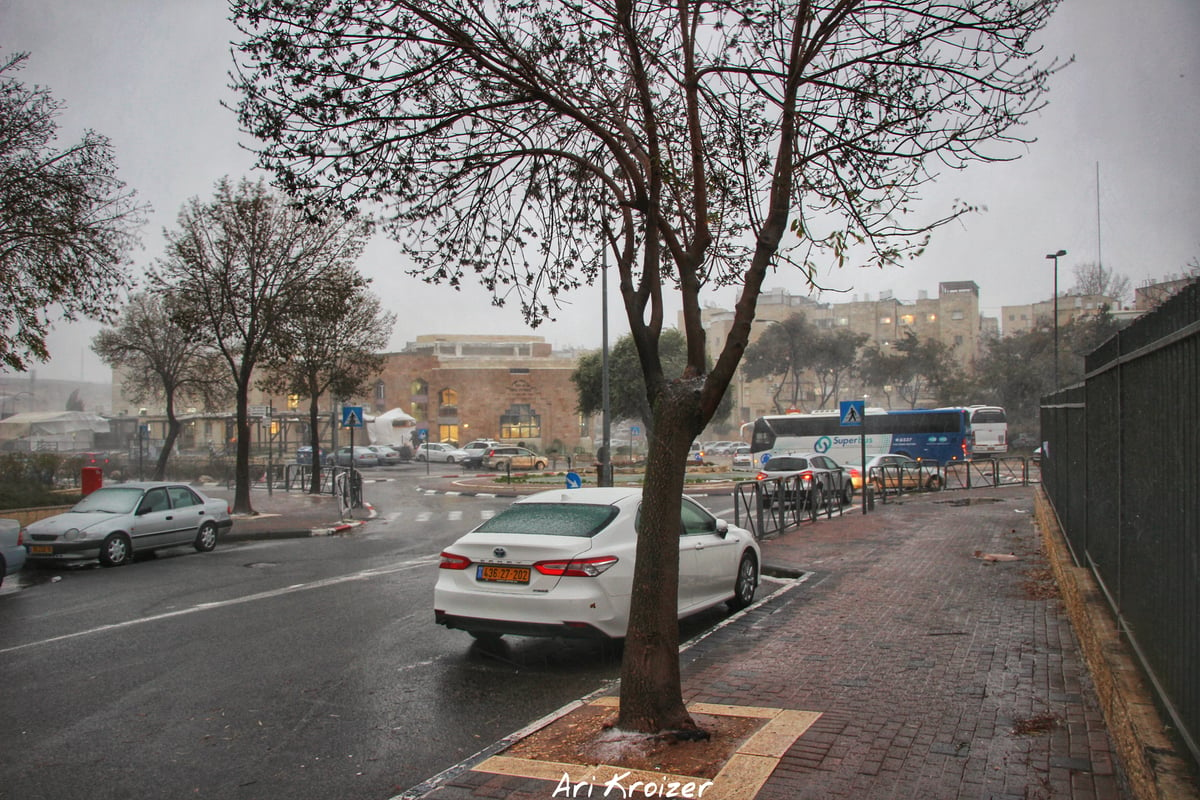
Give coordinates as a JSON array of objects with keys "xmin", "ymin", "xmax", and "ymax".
[
  {"xmin": 927, "ymin": 313, "xmax": 937, "ymax": 322},
  {"xmin": 881, "ymin": 316, "xmax": 893, "ymax": 324},
  {"xmin": 952, "ymin": 311, "xmax": 964, "ymax": 320},
  {"xmin": 500, "ymin": 404, "xmax": 541, "ymax": 440},
  {"xmin": 438, "ymin": 388, "xmax": 458, "ymax": 418},
  {"xmin": 954, "ymin": 335, "xmax": 964, "ymax": 346},
  {"xmin": 836, "ymin": 317, "xmax": 849, "ymax": 327},
  {"xmin": 411, "ymin": 379, "xmax": 428, "ymax": 399},
  {"xmin": 900, "ymin": 314, "xmax": 915, "ymax": 326}
]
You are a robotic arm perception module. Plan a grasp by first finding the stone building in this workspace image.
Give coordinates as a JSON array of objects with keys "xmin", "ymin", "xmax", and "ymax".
[
  {"xmin": 999, "ymin": 292, "xmax": 1116, "ymax": 336},
  {"xmin": 370, "ymin": 335, "xmax": 588, "ymax": 454},
  {"xmin": 696, "ymin": 282, "xmax": 991, "ymax": 426}
]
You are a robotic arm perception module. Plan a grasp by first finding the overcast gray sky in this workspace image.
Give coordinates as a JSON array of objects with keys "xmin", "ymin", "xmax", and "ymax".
[{"xmin": 3, "ymin": 0, "xmax": 1198, "ymax": 384}]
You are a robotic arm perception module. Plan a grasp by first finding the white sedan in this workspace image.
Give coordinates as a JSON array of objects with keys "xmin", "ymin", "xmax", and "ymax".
[
  {"xmin": 434, "ymin": 487, "xmax": 760, "ymax": 640},
  {"xmin": 415, "ymin": 442, "xmax": 470, "ymax": 463}
]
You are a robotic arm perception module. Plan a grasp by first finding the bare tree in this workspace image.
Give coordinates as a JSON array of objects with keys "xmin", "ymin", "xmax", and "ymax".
[
  {"xmin": 150, "ymin": 178, "xmax": 370, "ymax": 513},
  {"xmin": 92, "ymin": 293, "xmax": 232, "ymax": 479},
  {"xmin": 232, "ymin": 0, "xmax": 1066, "ymax": 734},
  {"xmin": 1070, "ymin": 262, "xmax": 1130, "ymax": 306},
  {"xmin": 258, "ymin": 273, "xmax": 394, "ymax": 494},
  {"xmin": 0, "ymin": 52, "xmax": 146, "ymax": 371}
]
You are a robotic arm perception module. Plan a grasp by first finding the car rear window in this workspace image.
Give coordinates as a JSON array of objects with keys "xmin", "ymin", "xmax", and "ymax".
[
  {"xmin": 764, "ymin": 457, "xmax": 809, "ymax": 470},
  {"xmin": 474, "ymin": 503, "xmax": 619, "ymax": 538}
]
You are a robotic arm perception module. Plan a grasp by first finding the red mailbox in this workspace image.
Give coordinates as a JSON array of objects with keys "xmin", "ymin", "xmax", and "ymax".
[{"xmin": 81, "ymin": 466, "xmax": 103, "ymax": 496}]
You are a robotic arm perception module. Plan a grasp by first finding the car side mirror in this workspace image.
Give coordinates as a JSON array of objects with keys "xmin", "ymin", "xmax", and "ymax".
[{"xmin": 715, "ymin": 519, "xmax": 729, "ymax": 538}]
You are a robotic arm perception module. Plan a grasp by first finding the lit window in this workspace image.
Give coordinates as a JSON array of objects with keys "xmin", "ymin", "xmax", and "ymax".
[
  {"xmin": 500, "ymin": 404, "xmax": 541, "ymax": 439},
  {"xmin": 927, "ymin": 314, "xmax": 937, "ymax": 322},
  {"xmin": 900, "ymin": 314, "xmax": 915, "ymax": 325},
  {"xmin": 881, "ymin": 316, "xmax": 893, "ymax": 324}
]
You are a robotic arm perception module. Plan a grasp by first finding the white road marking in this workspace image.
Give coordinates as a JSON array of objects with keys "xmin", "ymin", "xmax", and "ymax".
[{"xmin": 0, "ymin": 556, "xmax": 440, "ymax": 656}]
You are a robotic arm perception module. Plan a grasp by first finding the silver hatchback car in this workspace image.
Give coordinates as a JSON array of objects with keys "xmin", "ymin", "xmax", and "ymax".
[{"xmin": 22, "ymin": 482, "xmax": 234, "ymax": 567}]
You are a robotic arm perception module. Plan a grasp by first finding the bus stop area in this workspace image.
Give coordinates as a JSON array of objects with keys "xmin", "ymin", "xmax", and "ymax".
[{"xmin": 402, "ymin": 482, "xmax": 1194, "ymax": 800}]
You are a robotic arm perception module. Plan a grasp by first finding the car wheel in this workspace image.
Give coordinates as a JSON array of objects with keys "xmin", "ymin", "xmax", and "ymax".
[
  {"xmin": 194, "ymin": 522, "xmax": 218, "ymax": 553},
  {"xmin": 926, "ymin": 475, "xmax": 944, "ymax": 490},
  {"xmin": 99, "ymin": 533, "xmax": 132, "ymax": 567},
  {"xmin": 534, "ymin": 460, "xmax": 546, "ymax": 470},
  {"xmin": 727, "ymin": 552, "xmax": 758, "ymax": 611},
  {"xmin": 841, "ymin": 481, "xmax": 854, "ymax": 505},
  {"xmin": 446, "ymin": 456, "xmax": 455, "ymax": 463},
  {"xmin": 416, "ymin": 454, "xmax": 426, "ymax": 462}
]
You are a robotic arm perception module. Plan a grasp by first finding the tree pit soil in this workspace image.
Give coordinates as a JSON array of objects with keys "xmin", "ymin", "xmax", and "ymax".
[{"xmin": 503, "ymin": 702, "xmax": 766, "ymax": 779}]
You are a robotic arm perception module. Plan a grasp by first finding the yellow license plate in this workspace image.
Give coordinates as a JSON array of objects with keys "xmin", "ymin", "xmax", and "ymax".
[
  {"xmin": 30, "ymin": 545, "xmax": 54, "ymax": 554},
  {"xmin": 476, "ymin": 565, "xmax": 531, "ymax": 584}
]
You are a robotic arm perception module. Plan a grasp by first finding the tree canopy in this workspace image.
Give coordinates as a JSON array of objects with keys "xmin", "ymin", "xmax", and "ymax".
[
  {"xmin": 572, "ymin": 329, "xmax": 731, "ymax": 441},
  {"xmin": 258, "ymin": 278, "xmax": 394, "ymax": 493},
  {"xmin": 92, "ymin": 292, "xmax": 232, "ymax": 479},
  {"xmin": 151, "ymin": 178, "xmax": 371, "ymax": 513},
  {"xmin": 0, "ymin": 52, "xmax": 146, "ymax": 371},
  {"xmin": 232, "ymin": 0, "xmax": 1066, "ymax": 735}
]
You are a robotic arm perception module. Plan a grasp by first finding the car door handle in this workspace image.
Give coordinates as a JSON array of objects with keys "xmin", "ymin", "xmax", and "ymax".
[{"xmin": 165, "ymin": 515, "xmax": 173, "ymax": 520}]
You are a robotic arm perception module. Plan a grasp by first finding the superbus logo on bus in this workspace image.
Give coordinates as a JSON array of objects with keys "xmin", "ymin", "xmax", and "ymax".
[{"xmin": 750, "ymin": 408, "xmax": 975, "ymax": 466}]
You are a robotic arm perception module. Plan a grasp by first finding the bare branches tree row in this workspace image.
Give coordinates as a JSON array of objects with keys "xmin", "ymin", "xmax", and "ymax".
[{"xmin": 232, "ymin": 0, "xmax": 1066, "ymax": 734}]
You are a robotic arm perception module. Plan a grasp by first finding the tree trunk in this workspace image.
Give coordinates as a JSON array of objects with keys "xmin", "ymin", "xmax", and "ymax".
[
  {"xmin": 155, "ymin": 417, "xmax": 180, "ymax": 481},
  {"xmin": 233, "ymin": 384, "xmax": 254, "ymax": 514},
  {"xmin": 307, "ymin": 393, "xmax": 323, "ymax": 494},
  {"xmin": 617, "ymin": 380, "xmax": 704, "ymax": 734},
  {"xmin": 154, "ymin": 389, "xmax": 180, "ymax": 481}
]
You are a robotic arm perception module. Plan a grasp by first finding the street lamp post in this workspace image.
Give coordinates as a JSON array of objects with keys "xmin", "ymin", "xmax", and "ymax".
[{"xmin": 1046, "ymin": 249, "xmax": 1067, "ymax": 389}]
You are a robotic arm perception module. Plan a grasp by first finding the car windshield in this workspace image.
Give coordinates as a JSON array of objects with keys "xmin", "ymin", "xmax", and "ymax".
[
  {"xmin": 474, "ymin": 503, "xmax": 619, "ymax": 538},
  {"xmin": 764, "ymin": 457, "xmax": 809, "ymax": 471},
  {"xmin": 72, "ymin": 487, "xmax": 145, "ymax": 514}
]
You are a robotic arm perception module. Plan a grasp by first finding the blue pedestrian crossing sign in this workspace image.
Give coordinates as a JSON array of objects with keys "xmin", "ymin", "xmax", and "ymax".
[
  {"xmin": 341, "ymin": 405, "xmax": 364, "ymax": 428},
  {"xmin": 839, "ymin": 400, "xmax": 865, "ymax": 427}
]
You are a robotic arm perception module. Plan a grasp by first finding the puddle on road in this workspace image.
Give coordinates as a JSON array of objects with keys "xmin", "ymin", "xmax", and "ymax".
[{"xmin": 936, "ymin": 498, "xmax": 1005, "ymax": 507}]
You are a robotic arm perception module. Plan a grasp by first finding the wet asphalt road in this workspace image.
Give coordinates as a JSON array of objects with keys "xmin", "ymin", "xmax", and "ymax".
[{"xmin": 0, "ymin": 472, "xmax": 735, "ymax": 800}]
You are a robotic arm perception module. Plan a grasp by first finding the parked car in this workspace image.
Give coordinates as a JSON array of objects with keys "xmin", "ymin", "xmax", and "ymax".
[
  {"xmin": 731, "ymin": 445, "xmax": 754, "ymax": 469},
  {"xmin": 330, "ymin": 446, "xmax": 380, "ymax": 467},
  {"xmin": 295, "ymin": 446, "xmax": 326, "ymax": 466},
  {"xmin": 434, "ymin": 487, "xmax": 760, "ymax": 640},
  {"xmin": 862, "ymin": 454, "xmax": 943, "ymax": 491},
  {"xmin": 366, "ymin": 444, "xmax": 403, "ymax": 465},
  {"xmin": 78, "ymin": 451, "xmax": 111, "ymax": 467},
  {"xmin": 415, "ymin": 442, "xmax": 470, "ymax": 463},
  {"xmin": 1, "ymin": 518, "xmax": 27, "ymax": 587},
  {"xmin": 460, "ymin": 439, "xmax": 502, "ymax": 468},
  {"xmin": 756, "ymin": 452, "xmax": 854, "ymax": 507},
  {"xmin": 482, "ymin": 446, "xmax": 547, "ymax": 471},
  {"xmin": 21, "ymin": 482, "xmax": 233, "ymax": 568}
]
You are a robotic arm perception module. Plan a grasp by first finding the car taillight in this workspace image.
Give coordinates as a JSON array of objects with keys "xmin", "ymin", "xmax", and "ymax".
[
  {"xmin": 799, "ymin": 470, "xmax": 814, "ymax": 480},
  {"xmin": 848, "ymin": 468, "xmax": 861, "ymax": 479},
  {"xmin": 535, "ymin": 556, "xmax": 619, "ymax": 577},
  {"xmin": 755, "ymin": 471, "xmax": 768, "ymax": 481},
  {"xmin": 439, "ymin": 552, "xmax": 472, "ymax": 570}
]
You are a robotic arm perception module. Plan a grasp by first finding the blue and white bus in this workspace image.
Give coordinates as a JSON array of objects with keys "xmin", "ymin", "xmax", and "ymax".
[{"xmin": 749, "ymin": 408, "xmax": 974, "ymax": 466}]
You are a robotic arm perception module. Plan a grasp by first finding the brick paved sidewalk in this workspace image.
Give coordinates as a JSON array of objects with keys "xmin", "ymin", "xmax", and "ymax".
[{"xmin": 410, "ymin": 485, "xmax": 1130, "ymax": 800}]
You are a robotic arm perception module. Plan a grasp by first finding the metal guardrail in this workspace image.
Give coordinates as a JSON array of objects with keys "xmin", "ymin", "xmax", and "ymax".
[{"xmin": 732, "ymin": 472, "xmax": 846, "ymax": 539}]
